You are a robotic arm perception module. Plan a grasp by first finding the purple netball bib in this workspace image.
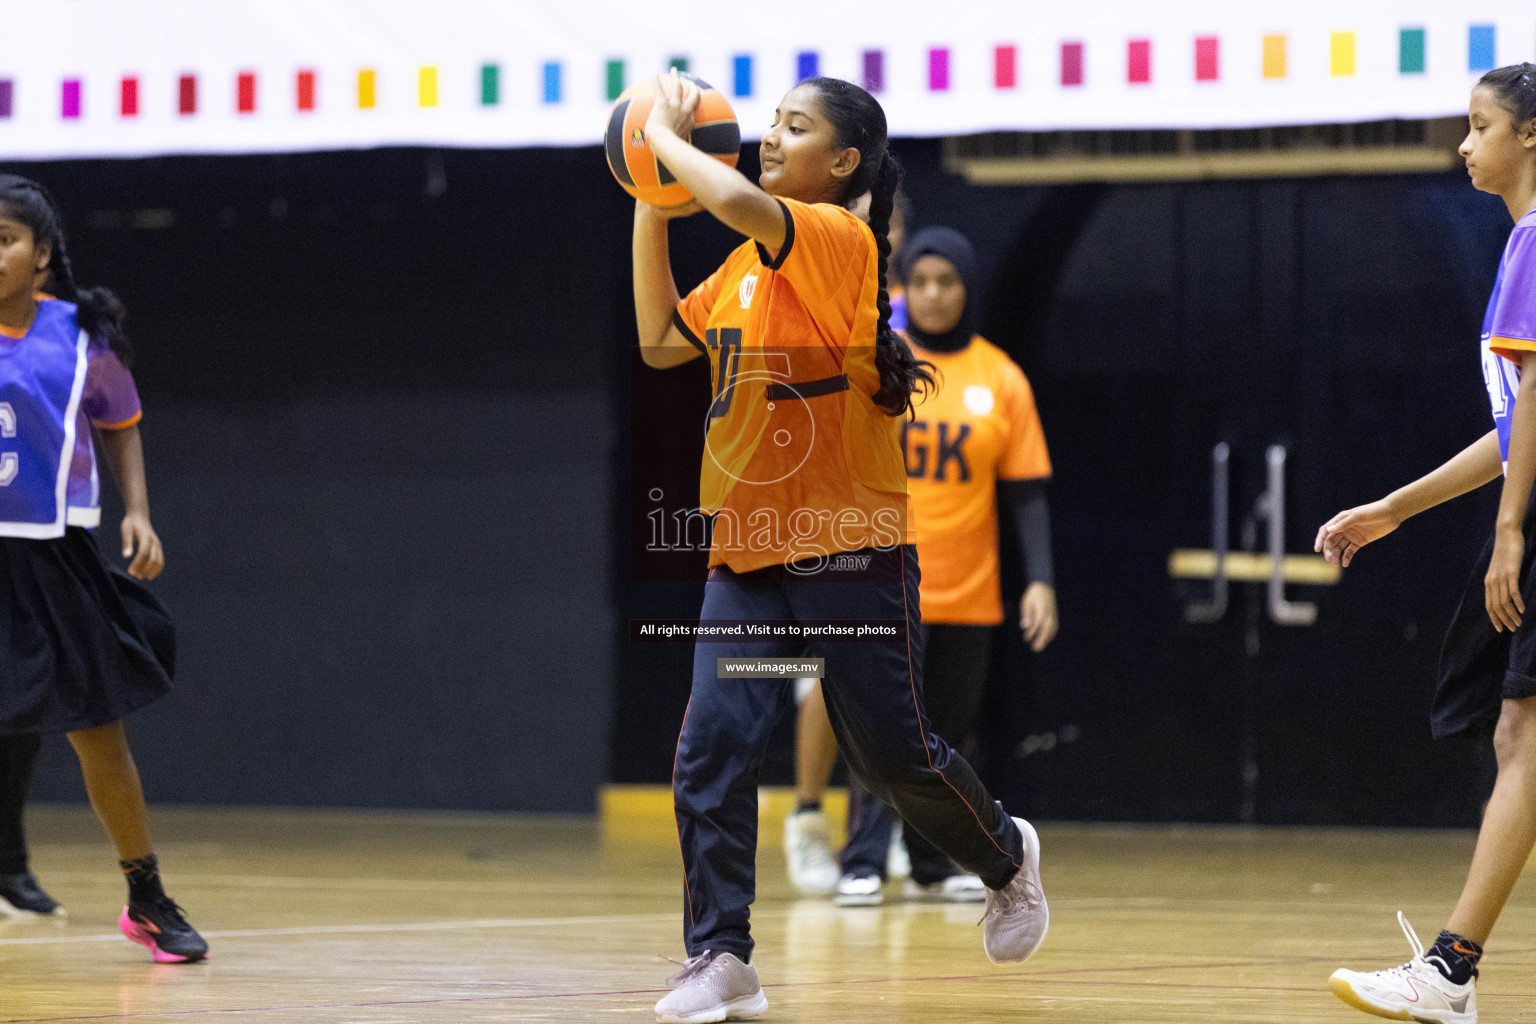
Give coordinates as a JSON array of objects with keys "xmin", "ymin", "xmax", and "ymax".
[{"xmin": 0, "ymin": 300, "xmax": 89, "ymax": 538}]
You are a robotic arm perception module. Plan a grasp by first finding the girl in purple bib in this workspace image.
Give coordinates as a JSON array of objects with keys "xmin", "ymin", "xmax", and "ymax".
[
  {"xmin": 1317, "ymin": 66, "xmax": 1536, "ymax": 1024},
  {"xmin": 0, "ymin": 176, "xmax": 206, "ymax": 961}
]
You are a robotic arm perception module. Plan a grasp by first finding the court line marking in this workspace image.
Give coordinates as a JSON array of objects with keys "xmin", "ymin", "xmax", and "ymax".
[
  {"xmin": 15, "ymin": 872, "xmax": 1488, "ymax": 915},
  {"xmin": 28, "ymin": 872, "xmax": 619, "ymax": 894},
  {"xmin": 0, "ymin": 912, "xmax": 680, "ymax": 946},
  {"xmin": 7, "ymin": 901, "xmax": 1535, "ymax": 957}
]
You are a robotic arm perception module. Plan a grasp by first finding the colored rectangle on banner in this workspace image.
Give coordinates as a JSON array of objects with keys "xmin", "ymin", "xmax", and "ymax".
[
  {"xmin": 297, "ymin": 70, "xmax": 316, "ymax": 111},
  {"xmin": 1195, "ymin": 37, "xmax": 1218, "ymax": 81},
  {"xmin": 605, "ymin": 60, "xmax": 624, "ymax": 101},
  {"xmin": 179, "ymin": 74, "xmax": 197, "ymax": 114},
  {"xmin": 237, "ymin": 72, "xmax": 256, "ymax": 114},
  {"xmin": 797, "ymin": 51, "xmax": 818, "ymax": 82},
  {"xmin": 482, "ymin": 64, "xmax": 500, "ymax": 106},
  {"xmin": 61, "ymin": 79, "xmax": 81, "ymax": 119},
  {"xmin": 1399, "ymin": 28, "xmax": 1426, "ymax": 73},
  {"xmin": 1061, "ymin": 42, "xmax": 1084, "ymax": 86},
  {"xmin": 1469, "ymin": 25, "xmax": 1495, "ymax": 71},
  {"xmin": 357, "ymin": 69, "xmax": 376, "ymax": 110},
  {"xmin": 995, "ymin": 45, "xmax": 1017, "ymax": 89},
  {"xmin": 862, "ymin": 50, "xmax": 883, "ymax": 93},
  {"xmin": 929, "ymin": 48, "xmax": 950, "ymax": 91},
  {"xmin": 668, "ymin": 56, "xmax": 688, "ymax": 73},
  {"xmin": 1128, "ymin": 39, "xmax": 1151, "ymax": 83},
  {"xmin": 1330, "ymin": 32, "xmax": 1356, "ymax": 77},
  {"xmin": 733, "ymin": 55, "xmax": 752, "ymax": 97},
  {"xmin": 543, "ymin": 62, "xmax": 561, "ymax": 103},
  {"xmin": 121, "ymin": 76, "xmax": 139, "ymax": 117},
  {"xmin": 419, "ymin": 66, "xmax": 438, "ymax": 108},
  {"xmin": 1262, "ymin": 35, "xmax": 1286, "ymax": 79},
  {"xmin": 0, "ymin": 80, "xmax": 11, "ymax": 119}
]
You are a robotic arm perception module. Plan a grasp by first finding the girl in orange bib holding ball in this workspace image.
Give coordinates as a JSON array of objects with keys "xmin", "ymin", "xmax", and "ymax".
[{"xmin": 632, "ymin": 72, "xmax": 1047, "ymax": 1023}]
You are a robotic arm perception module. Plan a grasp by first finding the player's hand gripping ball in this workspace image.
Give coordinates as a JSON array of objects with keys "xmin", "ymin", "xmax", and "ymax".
[{"xmin": 605, "ymin": 72, "xmax": 741, "ymax": 208}]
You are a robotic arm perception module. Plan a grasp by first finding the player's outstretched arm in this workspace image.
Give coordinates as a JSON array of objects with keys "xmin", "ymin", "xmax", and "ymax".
[
  {"xmin": 643, "ymin": 70, "xmax": 786, "ymax": 252},
  {"xmin": 1315, "ymin": 428, "xmax": 1501, "ymax": 568},
  {"xmin": 633, "ymin": 199, "xmax": 705, "ymax": 369},
  {"xmin": 97, "ymin": 423, "xmax": 165, "ymax": 580}
]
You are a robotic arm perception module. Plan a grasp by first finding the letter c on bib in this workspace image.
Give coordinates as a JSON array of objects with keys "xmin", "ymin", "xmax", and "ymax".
[{"xmin": 0, "ymin": 402, "xmax": 16, "ymax": 486}]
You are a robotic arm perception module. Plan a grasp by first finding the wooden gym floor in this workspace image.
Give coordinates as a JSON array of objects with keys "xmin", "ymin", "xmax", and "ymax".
[{"xmin": 1, "ymin": 796, "xmax": 1534, "ymax": 1023}]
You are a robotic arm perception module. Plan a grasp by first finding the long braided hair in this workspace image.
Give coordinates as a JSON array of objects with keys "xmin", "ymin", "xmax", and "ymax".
[
  {"xmin": 0, "ymin": 175, "xmax": 132, "ymax": 366},
  {"xmin": 1479, "ymin": 63, "xmax": 1536, "ymax": 127},
  {"xmin": 802, "ymin": 78, "xmax": 933, "ymax": 417}
]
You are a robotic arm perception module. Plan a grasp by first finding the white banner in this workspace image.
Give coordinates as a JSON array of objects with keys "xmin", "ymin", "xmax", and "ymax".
[{"xmin": 0, "ymin": 0, "xmax": 1530, "ymax": 160}]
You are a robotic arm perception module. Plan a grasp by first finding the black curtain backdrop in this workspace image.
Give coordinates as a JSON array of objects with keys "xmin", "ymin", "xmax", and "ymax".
[{"xmin": 3, "ymin": 147, "xmax": 630, "ymax": 811}]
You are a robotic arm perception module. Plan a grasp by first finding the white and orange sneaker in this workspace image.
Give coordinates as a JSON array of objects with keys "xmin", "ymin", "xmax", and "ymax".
[{"xmin": 1329, "ymin": 913, "xmax": 1476, "ymax": 1023}]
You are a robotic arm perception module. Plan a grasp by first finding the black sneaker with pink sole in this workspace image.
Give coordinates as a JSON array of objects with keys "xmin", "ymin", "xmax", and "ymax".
[{"xmin": 119, "ymin": 896, "xmax": 209, "ymax": 963}]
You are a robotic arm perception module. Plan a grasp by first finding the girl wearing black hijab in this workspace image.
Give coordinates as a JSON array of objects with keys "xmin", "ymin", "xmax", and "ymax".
[{"xmin": 832, "ymin": 226, "xmax": 1060, "ymax": 904}]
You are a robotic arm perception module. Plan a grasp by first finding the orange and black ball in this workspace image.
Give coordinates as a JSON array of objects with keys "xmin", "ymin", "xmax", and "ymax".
[{"xmin": 605, "ymin": 73, "xmax": 741, "ymax": 207}]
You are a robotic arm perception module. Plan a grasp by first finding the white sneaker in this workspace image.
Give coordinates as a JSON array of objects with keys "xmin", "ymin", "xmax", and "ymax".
[
  {"xmin": 834, "ymin": 873, "xmax": 883, "ymax": 906},
  {"xmin": 905, "ymin": 873, "xmax": 986, "ymax": 903},
  {"xmin": 653, "ymin": 952, "xmax": 768, "ymax": 1024},
  {"xmin": 887, "ymin": 821, "xmax": 911, "ymax": 879},
  {"xmin": 783, "ymin": 810, "xmax": 839, "ymax": 896},
  {"xmin": 981, "ymin": 816, "xmax": 1048, "ymax": 964},
  {"xmin": 1329, "ymin": 913, "xmax": 1477, "ymax": 1023}
]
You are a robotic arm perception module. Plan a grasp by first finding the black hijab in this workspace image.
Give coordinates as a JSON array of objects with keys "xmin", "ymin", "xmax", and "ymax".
[{"xmin": 899, "ymin": 225, "xmax": 977, "ymax": 353}]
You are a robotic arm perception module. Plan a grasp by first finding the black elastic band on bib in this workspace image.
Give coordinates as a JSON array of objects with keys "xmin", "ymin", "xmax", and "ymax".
[
  {"xmin": 671, "ymin": 310, "xmax": 707, "ymax": 353},
  {"xmin": 755, "ymin": 199, "xmax": 796, "ymax": 270},
  {"xmin": 765, "ymin": 374, "xmax": 848, "ymax": 401}
]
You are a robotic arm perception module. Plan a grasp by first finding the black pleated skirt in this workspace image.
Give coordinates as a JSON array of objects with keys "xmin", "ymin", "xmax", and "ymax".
[
  {"xmin": 1433, "ymin": 503, "xmax": 1536, "ymax": 743},
  {"xmin": 0, "ymin": 527, "xmax": 175, "ymax": 735}
]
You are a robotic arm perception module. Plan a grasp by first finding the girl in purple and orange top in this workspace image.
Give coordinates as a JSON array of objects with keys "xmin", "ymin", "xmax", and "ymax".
[
  {"xmin": 0, "ymin": 175, "xmax": 207, "ymax": 961},
  {"xmin": 1318, "ymin": 65, "xmax": 1536, "ymax": 1023},
  {"xmin": 0, "ymin": 294, "xmax": 144, "ymax": 920}
]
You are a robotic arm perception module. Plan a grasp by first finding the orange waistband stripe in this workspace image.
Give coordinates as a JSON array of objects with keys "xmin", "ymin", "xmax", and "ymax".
[{"xmin": 92, "ymin": 410, "xmax": 143, "ymax": 431}]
